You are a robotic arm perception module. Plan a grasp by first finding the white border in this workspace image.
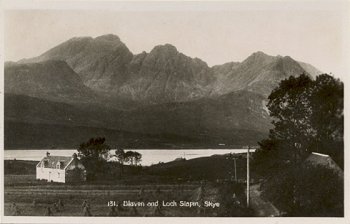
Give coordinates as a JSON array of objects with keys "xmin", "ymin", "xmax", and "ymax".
[{"xmin": 0, "ymin": 1, "xmax": 349, "ymax": 224}]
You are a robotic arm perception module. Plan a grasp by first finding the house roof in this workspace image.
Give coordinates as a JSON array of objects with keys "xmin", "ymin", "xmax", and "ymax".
[
  {"xmin": 305, "ymin": 152, "xmax": 343, "ymax": 177},
  {"xmin": 37, "ymin": 156, "xmax": 73, "ymax": 169}
]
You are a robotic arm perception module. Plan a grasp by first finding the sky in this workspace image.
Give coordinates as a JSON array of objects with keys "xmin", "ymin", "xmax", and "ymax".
[{"xmin": 3, "ymin": 1, "xmax": 350, "ymax": 79}]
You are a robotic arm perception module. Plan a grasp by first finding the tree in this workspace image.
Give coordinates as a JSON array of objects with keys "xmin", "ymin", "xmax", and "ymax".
[
  {"xmin": 119, "ymin": 151, "xmax": 142, "ymax": 166},
  {"xmin": 77, "ymin": 137, "xmax": 111, "ymax": 181},
  {"xmin": 309, "ymin": 74, "xmax": 344, "ymax": 167},
  {"xmin": 267, "ymin": 74, "xmax": 314, "ymax": 161},
  {"xmin": 133, "ymin": 152, "xmax": 142, "ymax": 166},
  {"xmin": 254, "ymin": 74, "xmax": 343, "ymax": 170},
  {"xmin": 252, "ymin": 74, "xmax": 314, "ymax": 178},
  {"xmin": 115, "ymin": 148, "xmax": 126, "ymax": 177},
  {"xmin": 124, "ymin": 151, "xmax": 134, "ymax": 165},
  {"xmin": 261, "ymin": 165, "xmax": 343, "ymax": 216},
  {"xmin": 115, "ymin": 148, "xmax": 126, "ymax": 164},
  {"xmin": 253, "ymin": 73, "xmax": 344, "ymax": 216}
]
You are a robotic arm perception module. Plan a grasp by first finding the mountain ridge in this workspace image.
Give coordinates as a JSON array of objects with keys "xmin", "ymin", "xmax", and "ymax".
[
  {"xmin": 4, "ymin": 34, "xmax": 323, "ymax": 148},
  {"xmin": 14, "ymin": 34, "xmax": 322, "ymax": 103}
]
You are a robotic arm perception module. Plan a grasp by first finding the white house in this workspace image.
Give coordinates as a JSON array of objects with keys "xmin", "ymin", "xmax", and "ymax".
[{"xmin": 36, "ymin": 152, "xmax": 86, "ymax": 183}]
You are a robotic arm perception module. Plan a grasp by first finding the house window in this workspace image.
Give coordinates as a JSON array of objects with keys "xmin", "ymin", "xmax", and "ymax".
[{"xmin": 58, "ymin": 172, "xmax": 60, "ymax": 178}]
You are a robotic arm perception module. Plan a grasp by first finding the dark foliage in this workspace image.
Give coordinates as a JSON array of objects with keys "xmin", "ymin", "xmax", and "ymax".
[
  {"xmin": 309, "ymin": 75, "xmax": 344, "ymax": 168},
  {"xmin": 123, "ymin": 150, "xmax": 142, "ymax": 166},
  {"xmin": 216, "ymin": 182, "xmax": 254, "ymax": 216},
  {"xmin": 253, "ymin": 74, "xmax": 344, "ymax": 216},
  {"xmin": 261, "ymin": 165, "xmax": 343, "ymax": 217},
  {"xmin": 4, "ymin": 160, "xmax": 37, "ymax": 175},
  {"xmin": 77, "ymin": 137, "xmax": 111, "ymax": 181},
  {"xmin": 253, "ymin": 74, "xmax": 343, "ymax": 174},
  {"xmin": 148, "ymin": 154, "xmax": 247, "ymax": 181}
]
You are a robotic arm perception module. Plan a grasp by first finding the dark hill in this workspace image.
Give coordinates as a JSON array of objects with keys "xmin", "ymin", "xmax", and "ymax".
[
  {"xmin": 5, "ymin": 93, "xmax": 268, "ymax": 148},
  {"xmin": 5, "ymin": 60, "xmax": 97, "ymax": 103},
  {"xmin": 147, "ymin": 153, "xmax": 248, "ymax": 181}
]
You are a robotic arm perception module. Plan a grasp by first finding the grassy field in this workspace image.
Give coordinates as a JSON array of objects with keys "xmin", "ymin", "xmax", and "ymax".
[
  {"xmin": 4, "ymin": 177, "xmax": 238, "ymax": 216},
  {"xmin": 147, "ymin": 153, "xmax": 248, "ymax": 181},
  {"xmin": 4, "ymin": 154, "xmax": 252, "ymax": 217},
  {"xmin": 4, "ymin": 178, "xmax": 202, "ymax": 216},
  {"xmin": 4, "ymin": 160, "xmax": 37, "ymax": 175}
]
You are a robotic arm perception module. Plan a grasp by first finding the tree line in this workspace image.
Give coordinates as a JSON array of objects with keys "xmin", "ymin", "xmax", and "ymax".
[{"xmin": 77, "ymin": 137, "xmax": 142, "ymax": 181}]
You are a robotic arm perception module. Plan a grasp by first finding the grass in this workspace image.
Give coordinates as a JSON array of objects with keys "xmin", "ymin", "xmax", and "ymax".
[
  {"xmin": 147, "ymin": 153, "xmax": 248, "ymax": 181},
  {"xmin": 4, "ymin": 154, "xmax": 251, "ymax": 217},
  {"xmin": 5, "ymin": 181, "xmax": 217, "ymax": 216},
  {"xmin": 5, "ymin": 175, "xmax": 37, "ymax": 185},
  {"xmin": 4, "ymin": 160, "xmax": 37, "ymax": 175}
]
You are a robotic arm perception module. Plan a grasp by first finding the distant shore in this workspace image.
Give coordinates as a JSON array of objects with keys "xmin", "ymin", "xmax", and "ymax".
[{"xmin": 4, "ymin": 149, "xmax": 254, "ymax": 166}]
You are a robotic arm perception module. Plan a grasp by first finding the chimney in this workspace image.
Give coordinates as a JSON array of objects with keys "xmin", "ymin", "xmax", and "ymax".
[
  {"xmin": 72, "ymin": 153, "xmax": 78, "ymax": 166},
  {"xmin": 46, "ymin": 151, "xmax": 50, "ymax": 157}
]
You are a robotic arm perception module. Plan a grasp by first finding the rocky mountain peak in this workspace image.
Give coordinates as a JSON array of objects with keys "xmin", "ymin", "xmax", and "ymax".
[
  {"xmin": 94, "ymin": 34, "xmax": 121, "ymax": 42},
  {"xmin": 10, "ymin": 34, "xmax": 322, "ymax": 104},
  {"xmin": 66, "ymin": 36, "xmax": 93, "ymax": 42},
  {"xmin": 243, "ymin": 51, "xmax": 275, "ymax": 65},
  {"xmin": 150, "ymin": 44, "xmax": 178, "ymax": 56},
  {"xmin": 252, "ymin": 51, "xmax": 268, "ymax": 57},
  {"xmin": 4, "ymin": 34, "xmax": 325, "ymax": 149}
]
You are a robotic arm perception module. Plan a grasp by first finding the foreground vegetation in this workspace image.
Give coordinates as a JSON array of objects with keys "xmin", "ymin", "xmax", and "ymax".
[
  {"xmin": 4, "ymin": 153, "xmax": 252, "ymax": 217},
  {"xmin": 252, "ymin": 74, "xmax": 344, "ymax": 217}
]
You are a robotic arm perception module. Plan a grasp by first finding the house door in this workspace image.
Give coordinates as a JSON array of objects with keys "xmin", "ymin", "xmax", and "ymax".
[{"xmin": 48, "ymin": 171, "xmax": 51, "ymax": 182}]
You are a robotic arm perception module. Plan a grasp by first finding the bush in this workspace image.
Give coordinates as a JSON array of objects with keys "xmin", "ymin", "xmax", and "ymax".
[{"xmin": 261, "ymin": 165, "xmax": 343, "ymax": 216}]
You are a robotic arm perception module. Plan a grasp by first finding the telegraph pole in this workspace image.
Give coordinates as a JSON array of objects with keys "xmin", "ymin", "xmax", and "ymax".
[
  {"xmin": 247, "ymin": 146, "xmax": 250, "ymax": 208},
  {"xmin": 233, "ymin": 158, "xmax": 237, "ymax": 182}
]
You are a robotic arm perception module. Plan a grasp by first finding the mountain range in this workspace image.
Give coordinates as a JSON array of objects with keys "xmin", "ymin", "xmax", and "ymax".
[{"xmin": 5, "ymin": 34, "xmax": 322, "ymax": 149}]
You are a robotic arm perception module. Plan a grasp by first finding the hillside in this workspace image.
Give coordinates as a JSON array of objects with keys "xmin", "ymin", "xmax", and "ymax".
[
  {"xmin": 211, "ymin": 52, "xmax": 314, "ymax": 96},
  {"xmin": 5, "ymin": 60, "xmax": 96, "ymax": 103},
  {"xmin": 16, "ymin": 34, "xmax": 318, "ymax": 104},
  {"xmin": 20, "ymin": 35, "xmax": 133, "ymax": 91},
  {"xmin": 145, "ymin": 152, "xmax": 261, "ymax": 182},
  {"xmin": 5, "ymin": 34, "xmax": 322, "ymax": 149},
  {"xmin": 5, "ymin": 94, "xmax": 268, "ymax": 148},
  {"xmin": 118, "ymin": 44, "xmax": 214, "ymax": 103}
]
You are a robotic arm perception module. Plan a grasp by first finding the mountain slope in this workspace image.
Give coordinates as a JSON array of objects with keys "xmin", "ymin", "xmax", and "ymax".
[
  {"xmin": 211, "ymin": 52, "xmax": 312, "ymax": 96},
  {"xmin": 118, "ymin": 44, "xmax": 214, "ymax": 103},
  {"xmin": 5, "ymin": 34, "xmax": 323, "ymax": 148},
  {"xmin": 298, "ymin": 61, "xmax": 322, "ymax": 78},
  {"xmin": 120, "ymin": 90, "xmax": 271, "ymax": 136},
  {"xmin": 16, "ymin": 35, "xmax": 320, "ymax": 103},
  {"xmin": 19, "ymin": 36, "xmax": 215, "ymax": 103},
  {"xmin": 20, "ymin": 34, "xmax": 133, "ymax": 91},
  {"xmin": 5, "ymin": 91, "xmax": 270, "ymax": 148},
  {"xmin": 5, "ymin": 60, "xmax": 97, "ymax": 103}
]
